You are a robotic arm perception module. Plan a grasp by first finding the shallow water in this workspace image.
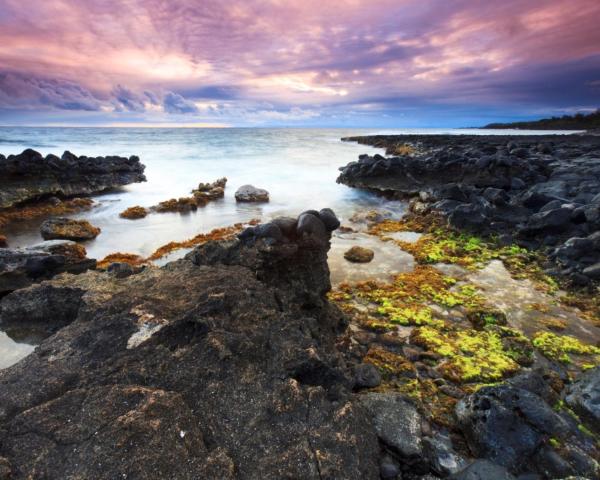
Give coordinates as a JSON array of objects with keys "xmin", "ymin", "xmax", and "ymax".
[{"xmin": 0, "ymin": 126, "xmax": 584, "ymax": 368}]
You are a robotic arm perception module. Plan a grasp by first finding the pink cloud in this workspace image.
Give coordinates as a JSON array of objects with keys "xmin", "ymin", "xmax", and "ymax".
[{"xmin": 0, "ymin": 0, "xmax": 598, "ymax": 121}]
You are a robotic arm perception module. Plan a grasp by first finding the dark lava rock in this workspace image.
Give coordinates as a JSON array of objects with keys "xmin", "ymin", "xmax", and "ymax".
[
  {"xmin": 0, "ymin": 284, "xmax": 84, "ymax": 338},
  {"xmin": 448, "ymin": 460, "xmax": 516, "ymax": 480},
  {"xmin": 456, "ymin": 385, "xmax": 598, "ymax": 478},
  {"xmin": 0, "ymin": 240, "xmax": 95, "ymax": 294},
  {"xmin": 353, "ymin": 363, "xmax": 381, "ymax": 389},
  {"xmin": 0, "ymin": 209, "xmax": 379, "ymax": 479},
  {"xmin": 565, "ymin": 366, "xmax": 600, "ymax": 433},
  {"xmin": 520, "ymin": 208, "xmax": 572, "ymax": 236},
  {"xmin": 0, "ymin": 149, "xmax": 146, "ymax": 209},
  {"xmin": 337, "ymin": 134, "xmax": 600, "ymax": 283},
  {"xmin": 359, "ymin": 392, "xmax": 422, "ymax": 459},
  {"xmin": 40, "ymin": 217, "xmax": 101, "ymax": 241}
]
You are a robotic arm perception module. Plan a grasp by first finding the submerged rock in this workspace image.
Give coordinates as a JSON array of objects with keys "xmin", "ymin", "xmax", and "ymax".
[
  {"xmin": 344, "ymin": 246, "xmax": 375, "ymax": 263},
  {"xmin": 0, "ymin": 149, "xmax": 146, "ymax": 209},
  {"xmin": 40, "ymin": 217, "xmax": 101, "ymax": 241},
  {"xmin": 235, "ymin": 184, "xmax": 269, "ymax": 202},
  {"xmin": 0, "ymin": 209, "xmax": 382, "ymax": 479}
]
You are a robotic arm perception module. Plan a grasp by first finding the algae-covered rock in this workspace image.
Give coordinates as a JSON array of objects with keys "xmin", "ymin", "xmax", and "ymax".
[
  {"xmin": 344, "ymin": 245, "xmax": 375, "ymax": 263},
  {"xmin": 40, "ymin": 217, "xmax": 101, "ymax": 241}
]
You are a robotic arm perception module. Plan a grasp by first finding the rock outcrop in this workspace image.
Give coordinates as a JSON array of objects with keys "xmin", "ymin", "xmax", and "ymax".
[
  {"xmin": 0, "ymin": 209, "xmax": 381, "ymax": 479},
  {"xmin": 338, "ymin": 134, "xmax": 600, "ymax": 284},
  {"xmin": 0, "ymin": 240, "xmax": 95, "ymax": 294},
  {"xmin": 0, "ymin": 149, "xmax": 146, "ymax": 209},
  {"xmin": 235, "ymin": 184, "xmax": 270, "ymax": 202},
  {"xmin": 40, "ymin": 217, "xmax": 101, "ymax": 241}
]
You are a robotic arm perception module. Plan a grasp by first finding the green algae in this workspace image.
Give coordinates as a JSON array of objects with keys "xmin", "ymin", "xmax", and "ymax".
[
  {"xmin": 410, "ymin": 325, "xmax": 524, "ymax": 383},
  {"xmin": 532, "ymin": 331, "xmax": 600, "ymax": 364}
]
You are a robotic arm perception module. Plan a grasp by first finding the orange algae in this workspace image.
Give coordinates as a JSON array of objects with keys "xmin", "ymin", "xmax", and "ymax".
[
  {"xmin": 0, "ymin": 197, "xmax": 94, "ymax": 229},
  {"xmin": 97, "ymin": 220, "xmax": 260, "ymax": 269},
  {"xmin": 120, "ymin": 206, "xmax": 148, "ymax": 219}
]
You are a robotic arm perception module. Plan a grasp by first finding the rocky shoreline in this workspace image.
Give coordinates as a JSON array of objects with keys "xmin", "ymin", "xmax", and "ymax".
[
  {"xmin": 0, "ymin": 149, "xmax": 146, "ymax": 209},
  {"xmin": 338, "ymin": 134, "xmax": 600, "ymax": 286},
  {"xmin": 0, "ymin": 138, "xmax": 599, "ymax": 479}
]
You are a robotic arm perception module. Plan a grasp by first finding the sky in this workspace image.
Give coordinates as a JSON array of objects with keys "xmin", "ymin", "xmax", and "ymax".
[{"xmin": 0, "ymin": 0, "xmax": 599, "ymax": 127}]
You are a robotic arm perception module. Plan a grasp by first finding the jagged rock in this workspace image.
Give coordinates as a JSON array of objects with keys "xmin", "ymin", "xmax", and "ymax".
[
  {"xmin": 456, "ymin": 385, "xmax": 598, "ymax": 477},
  {"xmin": 0, "ymin": 240, "xmax": 95, "ymax": 294},
  {"xmin": 423, "ymin": 432, "xmax": 468, "ymax": 476},
  {"xmin": 337, "ymin": 134, "xmax": 600, "ymax": 283},
  {"xmin": 234, "ymin": 184, "xmax": 269, "ymax": 202},
  {"xmin": 359, "ymin": 392, "xmax": 423, "ymax": 459},
  {"xmin": 0, "ymin": 209, "xmax": 380, "ymax": 479},
  {"xmin": 565, "ymin": 366, "xmax": 600, "ymax": 433},
  {"xmin": 344, "ymin": 246, "xmax": 374, "ymax": 263},
  {"xmin": 40, "ymin": 217, "xmax": 101, "ymax": 241},
  {"xmin": 0, "ymin": 149, "xmax": 146, "ymax": 209}
]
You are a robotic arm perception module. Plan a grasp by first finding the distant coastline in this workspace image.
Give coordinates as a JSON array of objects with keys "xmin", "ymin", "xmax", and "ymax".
[{"xmin": 482, "ymin": 109, "xmax": 599, "ymax": 130}]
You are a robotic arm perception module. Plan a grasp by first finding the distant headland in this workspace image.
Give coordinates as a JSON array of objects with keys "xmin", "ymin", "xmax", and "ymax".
[{"xmin": 483, "ymin": 109, "xmax": 600, "ymax": 130}]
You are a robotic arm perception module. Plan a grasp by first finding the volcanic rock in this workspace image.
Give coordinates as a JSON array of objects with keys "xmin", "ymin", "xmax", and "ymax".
[{"xmin": 0, "ymin": 149, "xmax": 146, "ymax": 208}]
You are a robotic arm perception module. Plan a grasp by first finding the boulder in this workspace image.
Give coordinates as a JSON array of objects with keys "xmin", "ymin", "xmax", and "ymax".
[
  {"xmin": 359, "ymin": 392, "xmax": 423, "ymax": 459},
  {"xmin": 234, "ymin": 185, "xmax": 269, "ymax": 202},
  {"xmin": 40, "ymin": 217, "xmax": 101, "ymax": 241},
  {"xmin": 0, "ymin": 149, "xmax": 146, "ymax": 209},
  {"xmin": 520, "ymin": 208, "xmax": 572, "ymax": 236},
  {"xmin": 456, "ymin": 385, "xmax": 597, "ymax": 477},
  {"xmin": 344, "ymin": 246, "xmax": 375, "ymax": 263}
]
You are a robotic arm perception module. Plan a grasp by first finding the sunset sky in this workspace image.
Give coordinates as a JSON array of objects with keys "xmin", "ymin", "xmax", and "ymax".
[{"xmin": 0, "ymin": 0, "xmax": 599, "ymax": 127}]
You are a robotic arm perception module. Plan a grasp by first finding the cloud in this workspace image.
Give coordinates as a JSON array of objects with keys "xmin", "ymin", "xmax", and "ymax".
[
  {"xmin": 162, "ymin": 91, "xmax": 199, "ymax": 114},
  {"xmin": 0, "ymin": 0, "xmax": 598, "ymax": 124},
  {"xmin": 0, "ymin": 71, "xmax": 102, "ymax": 111}
]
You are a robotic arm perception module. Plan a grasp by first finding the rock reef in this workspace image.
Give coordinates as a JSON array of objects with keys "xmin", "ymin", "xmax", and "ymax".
[
  {"xmin": 338, "ymin": 134, "xmax": 600, "ymax": 284},
  {"xmin": 0, "ymin": 149, "xmax": 146, "ymax": 209}
]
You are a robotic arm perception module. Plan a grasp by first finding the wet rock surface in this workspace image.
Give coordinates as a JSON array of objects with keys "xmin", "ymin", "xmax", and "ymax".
[
  {"xmin": 0, "ymin": 240, "xmax": 95, "ymax": 294},
  {"xmin": 337, "ymin": 134, "xmax": 600, "ymax": 284},
  {"xmin": 0, "ymin": 210, "xmax": 381, "ymax": 479},
  {"xmin": 0, "ymin": 149, "xmax": 146, "ymax": 209},
  {"xmin": 456, "ymin": 385, "xmax": 599, "ymax": 478}
]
